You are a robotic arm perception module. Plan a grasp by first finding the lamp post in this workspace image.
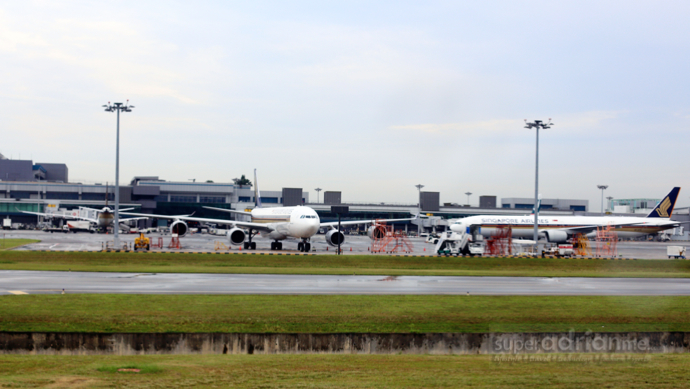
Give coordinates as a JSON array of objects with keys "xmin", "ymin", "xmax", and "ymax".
[
  {"xmin": 597, "ymin": 185, "xmax": 608, "ymax": 215},
  {"xmin": 315, "ymin": 188, "xmax": 322, "ymax": 204},
  {"xmin": 606, "ymin": 196, "xmax": 613, "ymax": 213},
  {"xmin": 103, "ymin": 101, "xmax": 134, "ymax": 249},
  {"xmin": 524, "ymin": 119, "xmax": 553, "ymax": 253},
  {"xmin": 465, "ymin": 192, "xmax": 472, "ymax": 207},
  {"xmin": 415, "ymin": 184, "xmax": 424, "ymax": 236}
]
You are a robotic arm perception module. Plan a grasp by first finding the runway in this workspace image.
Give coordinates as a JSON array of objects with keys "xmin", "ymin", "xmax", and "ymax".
[{"xmin": 1, "ymin": 270, "xmax": 688, "ymax": 296}]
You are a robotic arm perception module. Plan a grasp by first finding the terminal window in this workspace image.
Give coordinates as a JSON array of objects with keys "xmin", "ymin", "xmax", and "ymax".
[
  {"xmin": 170, "ymin": 195, "xmax": 196, "ymax": 203},
  {"xmin": 200, "ymin": 196, "xmax": 225, "ymax": 203}
]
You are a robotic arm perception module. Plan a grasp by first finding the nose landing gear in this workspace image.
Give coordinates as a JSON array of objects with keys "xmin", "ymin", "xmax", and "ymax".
[{"xmin": 297, "ymin": 240, "xmax": 311, "ymax": 252}]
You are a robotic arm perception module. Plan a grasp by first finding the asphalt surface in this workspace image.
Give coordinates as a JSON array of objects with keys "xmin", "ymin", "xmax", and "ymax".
[
  {"xmin": 2, "ymin": 230, "xmax": 687, "ymax": 258},
  {"xmin": 2, "ymin": 271, "xmax": 689, "ymax": 295}
]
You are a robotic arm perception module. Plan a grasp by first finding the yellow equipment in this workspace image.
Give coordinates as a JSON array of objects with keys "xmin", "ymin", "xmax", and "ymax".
[{"xmin": 134, "ymin": 232, "xmax": 150, "ymax": 251}]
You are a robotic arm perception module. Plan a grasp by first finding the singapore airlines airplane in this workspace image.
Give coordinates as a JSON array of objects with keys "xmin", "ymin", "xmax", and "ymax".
[
  {"xmin": 449, "ymin": 187, "xmax": 683, "ymax": 242},
  {"xmin": 121, "ymin": 171, "xmax": 416, "ymax": 252}
]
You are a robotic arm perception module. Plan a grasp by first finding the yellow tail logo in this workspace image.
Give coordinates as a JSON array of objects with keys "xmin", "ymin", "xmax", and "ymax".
[{"xmin": 656, "ymin": 197, "xmax": 671, "ymax": 217}]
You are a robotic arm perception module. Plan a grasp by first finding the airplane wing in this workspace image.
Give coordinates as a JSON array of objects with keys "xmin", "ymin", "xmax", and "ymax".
[
  {"xmin": 119, "ymin": 211, "xmax": 274, "ymax": 232},
  {"xmin": 320, "ymin": 217, "xmax": 417, "ymax": 228},
  {"xmin": 203, "ymin": 206, "xmax": 253, "ymax": 216}
]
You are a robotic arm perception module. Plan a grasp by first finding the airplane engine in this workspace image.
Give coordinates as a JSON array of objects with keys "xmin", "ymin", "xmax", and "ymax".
[
  {"xmin": 544, "ymin": 230, "xmax": 568, "ymax": 243},
  {"xmin": 227, "ymin": 228, "xmax": 246, "ymax": 245},
  {"xmin": 170, "ymin": 220, "xmax": 188, "ymax": 237},
  {"xmin": 325, "ymin": 229, "xmax": 345, "ymax": 247},
  {"xmin": 367, "ymin": 225, "xmax": 386, "ymax": 240}
]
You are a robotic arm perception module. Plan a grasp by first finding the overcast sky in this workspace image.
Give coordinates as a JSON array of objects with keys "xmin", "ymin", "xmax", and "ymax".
[{"xmin": 1, "ymin": 1, "xmax": 689, "ymax": 208}]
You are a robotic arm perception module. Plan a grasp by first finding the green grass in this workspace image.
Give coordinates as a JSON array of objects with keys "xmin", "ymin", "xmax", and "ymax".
[
  {"xmin": 2, "ymin": 294, "xmax": 690, "ymax": 333},
  {"xmin": 1, "ymin": 251, "xmax": 689, "ymax": 277},
  {"xmin": 0, "ymin": 239, "xmax": 39, "ymax": 251},
  {"xmin": 0, "ymin": 354, "xmax": 687, "ymax": 388}
]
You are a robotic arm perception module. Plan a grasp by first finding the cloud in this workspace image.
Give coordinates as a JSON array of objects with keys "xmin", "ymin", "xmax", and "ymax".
[{"xmin": 388, "ymin": 111, "xmax": 623, "ymax": 137}]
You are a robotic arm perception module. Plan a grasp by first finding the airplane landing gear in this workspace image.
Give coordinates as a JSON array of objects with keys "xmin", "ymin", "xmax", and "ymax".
[
  {"xmin": 243, "ymin": 229, "xmax": 256, "ymax": 250},
  {"xmin": 270, "ymin": 241, "xmax": 283, "ymax": 250},
  {"xmin": 298, "ymin": 239, "xmax": 311, "ymax": 252}
]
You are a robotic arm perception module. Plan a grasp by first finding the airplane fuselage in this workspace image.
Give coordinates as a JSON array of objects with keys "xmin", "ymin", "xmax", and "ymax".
[
  {"xmin": 250, "ymin": 206, "xmax": 320, "ymax": 240},
  {"xmin": 450, "ymin": 215, "xmax": 679, "ymax": 240}
]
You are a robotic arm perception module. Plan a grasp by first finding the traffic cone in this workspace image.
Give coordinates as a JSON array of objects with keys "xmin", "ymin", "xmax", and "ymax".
[
  {"xmin": 350, "ymin": 247, "xmax": 352, "ymax": 251},
  {"xmin": 423, "ymin": 248, "xmax": 426, "ymax": 251}
]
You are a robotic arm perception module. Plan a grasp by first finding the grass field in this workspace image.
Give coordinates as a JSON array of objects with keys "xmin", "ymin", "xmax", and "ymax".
[
  {"xmin": 2, "ymin": 294, "xmax": 689, "ymax": 333},
  {"xmin": 1, "ymin": 251, "xmax": 689, "ymax": 277},
  {"xmin": 0, "ymin": 239, "xmax": 39, "ymax": 250},
  {"xmin": 0, "ymin": 354, "xmax": 687, "ymax": 388}
]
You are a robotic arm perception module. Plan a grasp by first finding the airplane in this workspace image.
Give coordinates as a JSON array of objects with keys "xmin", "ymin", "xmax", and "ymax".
[
  {"xmin": 20, "ymin": 184, "xmax": 145, "ymax": 230},
  {"xmin": 449, "ymin": 187, "xmax": 683, "ymax": 242},
  {"xmin": 121, "ymin": 170, "xmax": 416, "ymax": 252}
]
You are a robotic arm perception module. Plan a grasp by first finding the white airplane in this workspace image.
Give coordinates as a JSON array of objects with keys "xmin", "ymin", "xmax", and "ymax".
[
  {"xmin": 449, "ymin": 187, "xmax": 683, "ymax": 242},
  {"xmin": 121, "ymin": 170, "xmax": 416, "ymax": 251},
  {"xmin": 20, "ymin": 185, "xmax": 145, "ymax": 230}
]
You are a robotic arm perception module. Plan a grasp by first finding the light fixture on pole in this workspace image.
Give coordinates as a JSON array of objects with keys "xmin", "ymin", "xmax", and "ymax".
[
  {"xmin": 315, "ymin": 188, "xmax": 322, "ymax": 204},
  {"xmin": 597, "ymin": 185, "xmax": 608, "ymax": 215},
  {"xmin": 465, "ymin": 192, "xmax": 472, "ymax": 207},
  {"xmin": 524, "ymin": 118, "xmax": 554, "ymax": 251},
  {"xmin": 103, "ymin": 100, "xmax": 134, "ymax": 250}
]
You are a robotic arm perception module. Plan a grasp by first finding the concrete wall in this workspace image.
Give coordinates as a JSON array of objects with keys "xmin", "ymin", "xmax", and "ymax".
[{"xmin": 1, "ymin": 332, "xmax": 688, "ymax": 355}]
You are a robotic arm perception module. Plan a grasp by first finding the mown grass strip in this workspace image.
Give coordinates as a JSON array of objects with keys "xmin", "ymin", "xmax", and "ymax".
[
  {"xmin": 0, "ymin": 239, "xmax": 39, "ymax": 251},
  {"xmin": 0, "ymin": 354, "xmax": 687, "ymax": 388},
  {"xmin": 1, "ymin": 251, "xmax": 689, "ymax": 277},
  {"xmin": 2, "ymin": 295, "xmax": 689, "ymax": 333}
]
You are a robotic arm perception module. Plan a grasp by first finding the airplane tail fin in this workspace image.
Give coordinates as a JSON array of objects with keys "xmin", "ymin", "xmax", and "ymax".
[
  {"xmin": 254, "ymin": 169, "xmax": 262, "ymax": 208},
  {"xmin": 531, "ymin": 195, "xmax": 542, "ymax": 215},
  {"xmin": 647, "ymin": 187, "xmax": 681, "ymax": 218}
]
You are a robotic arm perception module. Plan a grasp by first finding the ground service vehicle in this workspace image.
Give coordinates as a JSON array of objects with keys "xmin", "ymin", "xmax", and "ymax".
[
  {"xmin": 434, "ymin": 230, "xmax": 485, "ymax": 256},
  {"xmin": 134, "ymin": 233, "xmax": 150, "ymax": 251},
  {"xmin": 667, "ymin": 246, "xmax": 686, "ymax": 259}
]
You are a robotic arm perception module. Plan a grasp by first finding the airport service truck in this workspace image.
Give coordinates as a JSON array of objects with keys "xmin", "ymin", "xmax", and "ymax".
[
  {"xmin": 434, "ymin": 230, "xmax": 485, "ymax": 256},
  {"xmin": 66, "ymin": 221, "xmax": 95, "ymax": 233},
  {"xmin": 2, "ymin": 218, "xmax": 11, "ymax": 230}
]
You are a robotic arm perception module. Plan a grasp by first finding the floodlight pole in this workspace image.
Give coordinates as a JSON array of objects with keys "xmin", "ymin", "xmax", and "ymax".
[
  {"xmin": 415, "ymin": 184, "xmax": 424, "ymax": 236},
  {"xmin": 103, "ymin": 101, "xmax": 134, "ymax": 249},
  {"xmin": 525, "ymin": 119, "xmax": 553, "ymax": 255},
  {"xmin": 597, "ymin": 185, "xmax": 608, "ymax": 215}
]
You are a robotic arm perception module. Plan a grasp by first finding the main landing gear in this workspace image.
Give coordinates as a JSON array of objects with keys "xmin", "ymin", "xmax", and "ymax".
[
  {"xmin": 297, "ymin": 239, "xmax": 311, "ymax": 252},
  {"xmin": 243, "ymin": 229, "xmax": 257, "ymax": 250},
  {"xmin": 270, "ymin": 241, "xmax": 283, "ymax": 250}
]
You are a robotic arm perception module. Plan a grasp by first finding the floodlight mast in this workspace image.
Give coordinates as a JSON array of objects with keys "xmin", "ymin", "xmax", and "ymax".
[
  {"xmin": 103, "ymin": 101, "xmax": 134, "ymax": 249},
  {"xmin": 524, "ymin": 119, "xmax": 553, "ymax": 254},
  {"xmin": 597, "ymin": 185, "xmax": 609, "ymax": 215},
  {"xmin": 415, "ymin": 184, "xmax": 424, "ymax": 236}
]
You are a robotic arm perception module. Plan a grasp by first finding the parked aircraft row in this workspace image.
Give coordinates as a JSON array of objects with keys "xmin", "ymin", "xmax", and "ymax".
[{"xmin": 20, "ymin": 173, "xmax": 683, "ymax": 250}]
